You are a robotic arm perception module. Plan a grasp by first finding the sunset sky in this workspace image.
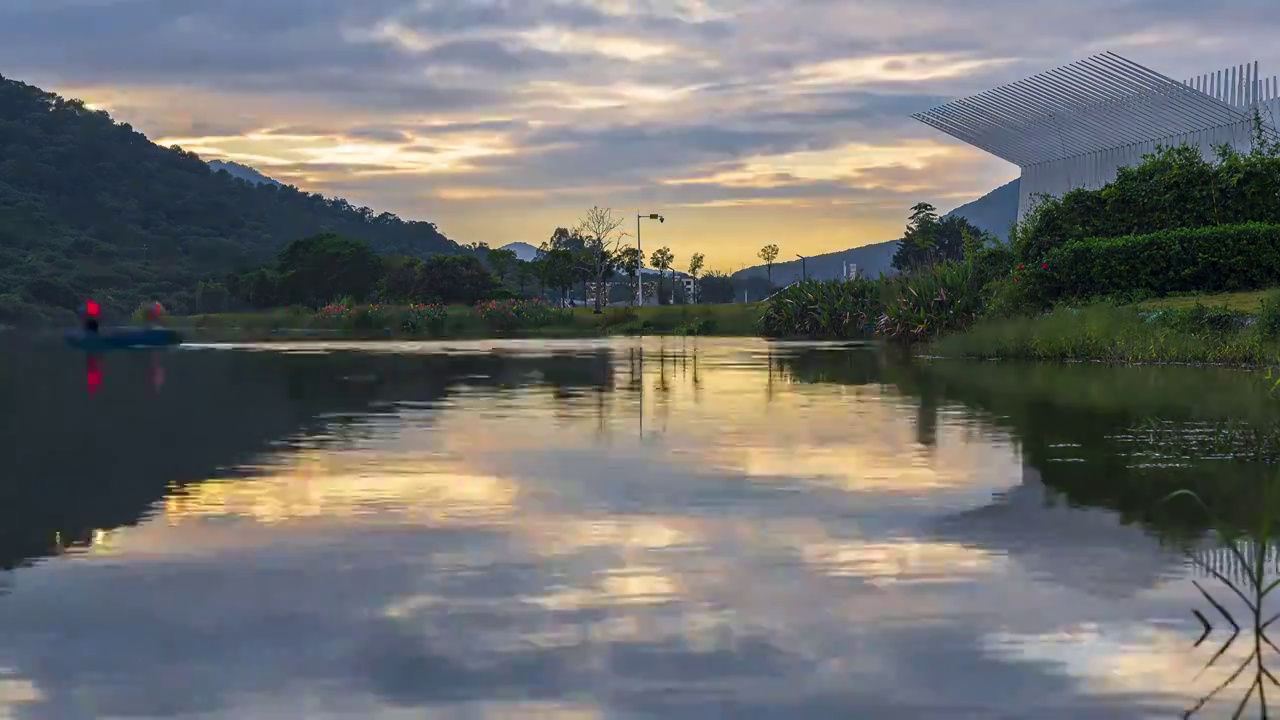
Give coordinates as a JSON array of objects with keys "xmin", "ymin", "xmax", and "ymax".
[{"xmin": 2, "ymin": 0, "xmax": 1277, "ymax": 271}]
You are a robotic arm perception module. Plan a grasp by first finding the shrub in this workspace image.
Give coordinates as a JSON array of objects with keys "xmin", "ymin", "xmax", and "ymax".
[
  {"xmin": 1027, "ymin": 223, "xmax": 1280, "ymax": 303},
  {"xmin": 877, "ymin": 259, "xmax": 984, "ymax": 341},
  {"xmin": 1256, "ymin": 291, "xmax": 1280, "ymax": 339},
  {"xmin": 312, "ymin": 303, "xmax": 351, "ymax": 326},
  {"xmin": 474, "ymin": 298, "xmax": 563, "ymax": 332},
  {"xmin": 601, "ymin": 306, "xmax": 639, "ymax": 328},
  {"xmin": 400, "ymin": 303, "xmax": 447, "ymax": 335},
  {"xmin": 1016, "ymin": 144, "xmax": 1280, "ymax": 262},
  {"xmin": 351, "ymin": 303, "xmax": 392, "ymax": 330},
  {"xmin": 759, "ymin": 277, "xmax": 882, "ymax": 338}
]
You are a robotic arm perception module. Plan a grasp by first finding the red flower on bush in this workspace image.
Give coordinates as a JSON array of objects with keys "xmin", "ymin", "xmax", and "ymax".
[
  {"xmin": 1017, "ymin": 264, "xmax": 1023, "ymax": 270},
  {"xmin": 1014, "ymin": 276, "xmax": 1020, "ymax": 283},
  {"xmin": 1041, "ymin": 262, "xmax": 1047, "ymax": 269}
]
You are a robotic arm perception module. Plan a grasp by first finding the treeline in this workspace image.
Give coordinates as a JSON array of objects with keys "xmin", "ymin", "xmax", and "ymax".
[
  {"xmin": 0, "ymin": 72, "xmax": 462, "ymax": 324},
  {"xmin": 201, "ymin": 206, "xmax": 748, "ymax": 313}
]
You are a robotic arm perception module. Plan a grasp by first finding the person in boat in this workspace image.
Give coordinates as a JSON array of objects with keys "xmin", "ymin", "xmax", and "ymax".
[
  {"xmin": 81, "ymin": 300, "xmax": 101, "ymax": 334},
  {"xmin": 144, "ymin": 302, "xmax": 165, "ymax": 328}
]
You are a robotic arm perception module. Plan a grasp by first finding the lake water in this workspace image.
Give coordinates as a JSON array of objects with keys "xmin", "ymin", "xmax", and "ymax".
[{"xmin": 0, "ymin": 337, "xmax": 1277, "ymax": 719}]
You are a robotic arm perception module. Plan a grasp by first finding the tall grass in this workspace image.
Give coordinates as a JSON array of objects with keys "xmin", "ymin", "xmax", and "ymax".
[
  {"xmin": 173, "ymin": 302, "xmax": 765, "ymax": 340},
  {"xmin": 933, "ymin": 302, "xmax": 1280, "ymax": 365}
]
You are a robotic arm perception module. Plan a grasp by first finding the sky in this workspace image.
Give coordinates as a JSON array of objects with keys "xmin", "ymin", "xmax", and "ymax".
[{"xmin": 1, "ymin": 0, "xmax": 1278, "ymax": 271}]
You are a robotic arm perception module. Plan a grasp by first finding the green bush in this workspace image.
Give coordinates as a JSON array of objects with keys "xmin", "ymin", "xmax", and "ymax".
[
  {"xmin": 474, "ymin": 298, "xmax": 564, "ymax": 332},
  {"xmin": 400, "ymin": 303, "xmax": 447, "ymax": 335},
  {"xmin": 876, "ymin": 259, "xmax": 984, "ymax": 341},
  {"xmin": 1016, "ymin": 143, "xmax": 1280, "ymax": 262},
  {"xmin": 759, "ymin": 277, "xmax": 882, "ymax": 338},
  {"xmin": 1256, "ymin": 292, "xmax": 1280, "ymax": 339},
  {"xmin": 1027, "ymin": 223, "xmax": 1280, "ymax": 303},
  {"xmin": 351, "ymin": 303, "xmax": 392, "ymax": 330}
]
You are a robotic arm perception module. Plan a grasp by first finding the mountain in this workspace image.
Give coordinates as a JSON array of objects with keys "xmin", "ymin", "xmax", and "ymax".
[
  {"xmin": 731, "ymin": 239, "xmax": 900, "ymax": 285},
  {"xmin": 942, "ymin": 178, "xmax": 1018, "ymax": 241},
  {"xmin": 208, "ymin": 159, "xmax": 282, "ymax": 187},
  {"xmin": 0, "ymin": 73, "xmax": 463, "ymax": 324},
  {"xmin": 728, "ymin": 178, "xmax": 1020, "ymax": 287},
  {"xmin": 498, "ymin": 241, "xmax": 539, "ymax": 262}
]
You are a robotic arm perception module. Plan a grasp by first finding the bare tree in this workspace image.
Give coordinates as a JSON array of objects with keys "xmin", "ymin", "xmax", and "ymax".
[
  {"xmin": 576, "ymin": 206, "xmax": 627, "ymax": 313},
  {"xmin": 758, "ymin": 244, "xmax": 779, "ymax": 288},
  {"xmin": 687, "ymin": 252, "xmax": 705, "ymax": 303}
]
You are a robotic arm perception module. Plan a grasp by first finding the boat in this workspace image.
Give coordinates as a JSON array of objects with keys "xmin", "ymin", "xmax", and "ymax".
[{"xmin": 64, "ymin": 327, "xmax": 183, "ymax": 351}]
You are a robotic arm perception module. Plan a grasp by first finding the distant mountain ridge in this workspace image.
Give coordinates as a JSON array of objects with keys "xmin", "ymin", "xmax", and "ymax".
[
  {"xmin": 498, "ymin": 242, "xmax": 539, "ymax": 262},
  {"xmin": 730, "ymin": 178, "xmax": 1020, "ymax": 284},
  {"xmin": 208, "ymin": 159, "xmax": 282, "ymax": 187},
  {"xmin": 941, "ymin": 178, "xmax": 1018, "ymax": 241}
]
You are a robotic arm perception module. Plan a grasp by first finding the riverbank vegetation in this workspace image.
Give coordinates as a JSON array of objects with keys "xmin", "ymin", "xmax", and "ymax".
[
  {"xmin": 176, "ymin": 301, "xmax": 763, "ymax": 340},
  {"xmin": 762, "ymin": 126, "xmax": 1280, "ymax": 363}
]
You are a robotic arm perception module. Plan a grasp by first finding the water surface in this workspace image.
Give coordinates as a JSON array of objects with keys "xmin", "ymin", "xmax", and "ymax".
[{"xmin": 0, "ymin": 337, "xmax": 1275, "ymax": 718}]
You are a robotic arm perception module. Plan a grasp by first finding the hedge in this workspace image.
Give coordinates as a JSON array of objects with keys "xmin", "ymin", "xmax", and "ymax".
[{"xmin": 1027, "ymin": 222, "xmax": 1280, "ymax": 301}]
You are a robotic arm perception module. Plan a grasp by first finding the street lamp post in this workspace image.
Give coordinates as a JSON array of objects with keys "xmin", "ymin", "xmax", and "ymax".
[
  {"xmin": 636, "ymin": 212, "xmax": 664, "ymax": 306},
  {"xmin": 796, "ymin": 254, "xmax": 807, "ymax": 281}
]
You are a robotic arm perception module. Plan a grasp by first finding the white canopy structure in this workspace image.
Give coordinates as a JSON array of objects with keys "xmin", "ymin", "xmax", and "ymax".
[{"xmin": 913, "ymin": 52, "xmax": 1280, "ymax": 219}]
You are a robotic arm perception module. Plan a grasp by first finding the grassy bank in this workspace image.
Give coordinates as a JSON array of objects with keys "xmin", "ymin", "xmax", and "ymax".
[
  {"xmin": 172, "ymin": 302, "xmax": 765, "ymax": 340},
  {"xmin": 931, "ymin": 298, "xmax": 1280, "ymax": 365}
]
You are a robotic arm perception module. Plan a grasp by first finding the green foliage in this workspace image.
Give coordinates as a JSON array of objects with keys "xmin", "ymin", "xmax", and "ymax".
[
  {"xmin": 1254, "ymin": 291, "xmax": 1280, "ymax": 339},
  {"xmin": 1017, "ymin": 144, "xmax": 1280, "ymax": 263},
  {"xmin": 876, "ymin": 259, "xmax": 984, "ymax": 341},
  {"xmin": 400, "ymin": 303, "xmax": 447, "ymax": 334},
  {"xmin": 474, "ymin": 298, "xmax": 565, "ymax": 332},
  {"xmin": 761, "ymin": 260, "xmax": 982, "ymax": 341},
  {"xmin": 275, "ymin": 232, "xmax": 383, "ymax": 307},
  {"xmin": 485, "ymin": 247, "xmax": 517, "ymax": 283},
  {"xmin": 933, "ymin": 303, "xmax": 1276, "ymax": 364},
  {"xmin": 1028, "ymin": 223, "xmax": 1280, "ymax": 303},
  {"xmin": 0, "ymin": 73, "xmax": 463, "ymax": 321},
  {"xmin": 891, "ymin": 202, "xmax": 990, "ymax": 272},
  {"xmin": 698, "ymin": 271, "xmax": 735, "ymax": 304},
  {"xmin": 759, "ymin": 277, "xmax": 882, "ymax": 338},
  {"xmin": 350, "ymin": 303, "xmax": 392, "ymax": 330}
]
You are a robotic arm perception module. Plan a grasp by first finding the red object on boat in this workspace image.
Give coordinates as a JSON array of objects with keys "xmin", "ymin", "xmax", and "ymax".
[{"xmin": 85, "ymin": 300, "xmax": 100, "ymax": 317}]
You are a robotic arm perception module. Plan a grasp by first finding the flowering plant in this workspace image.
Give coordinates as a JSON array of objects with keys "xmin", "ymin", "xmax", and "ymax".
[
  {"xmin": 402, "ymin": 303, "xmax": 447, "ymax": 334},
  {"xmin": 475, "ymin": 298, "xmax": 561, "ymax": 331}
]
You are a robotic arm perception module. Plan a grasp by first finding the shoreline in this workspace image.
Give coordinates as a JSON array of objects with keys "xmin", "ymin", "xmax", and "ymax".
[{"xmin": 165, "ymin": 302, "xmax": 767, "ymax": 342}]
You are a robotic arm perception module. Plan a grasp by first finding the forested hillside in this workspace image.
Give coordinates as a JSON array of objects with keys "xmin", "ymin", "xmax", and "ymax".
[{"xmin": 0, "ymin": 73, "xmax": 461, "ymax": 324}]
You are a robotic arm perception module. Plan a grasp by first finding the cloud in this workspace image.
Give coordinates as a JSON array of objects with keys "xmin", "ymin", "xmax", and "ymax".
[{"xmin": 1, "ymin": 0, "xmax": 1276, "ymax": 266}]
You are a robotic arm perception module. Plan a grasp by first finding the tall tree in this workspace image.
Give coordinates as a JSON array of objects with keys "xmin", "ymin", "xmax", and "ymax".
[
  {"xmin": 758, "ymin": 244, "xmax": 780, "ymax": 287},
  {"xmin": 535, "ymin": 242, "xmax": 578, "ymax": 306},
  {"xmin": 686, "ymin": 252, "xmax": 705, "ymax": 303},
  {"xmin": 616, "ymin": 246, "xmax": 642, "ymax": 306},
  {"xmin": 485, "ymin": 247, "xmax": 517, "ymax": 284},
  {"xmin": 890, "ymin": 202, "xmax": 983, "ymax": 272},
  {"xmin": 575, "ymin": 206, "xmax": 626, "ymax": 313},
  {"xmin": 649, "ymin": 246, "xmax": 674, "ymax": 305},
  {"xmin": 276, "ymin": 232, "xmax": 382, "ymax": 307},
  {"xmin": 698, "ymin": 271, "xmax": 734, "ymax": 304},
  {"xmin": 514, "ymin": 259, "xmax": 535, "ymax": 296}
]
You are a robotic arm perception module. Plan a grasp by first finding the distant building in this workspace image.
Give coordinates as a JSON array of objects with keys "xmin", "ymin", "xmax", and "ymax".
[{"xmin": 913, "ymin": 53, "xmax": 1280, "ymax": 220}]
